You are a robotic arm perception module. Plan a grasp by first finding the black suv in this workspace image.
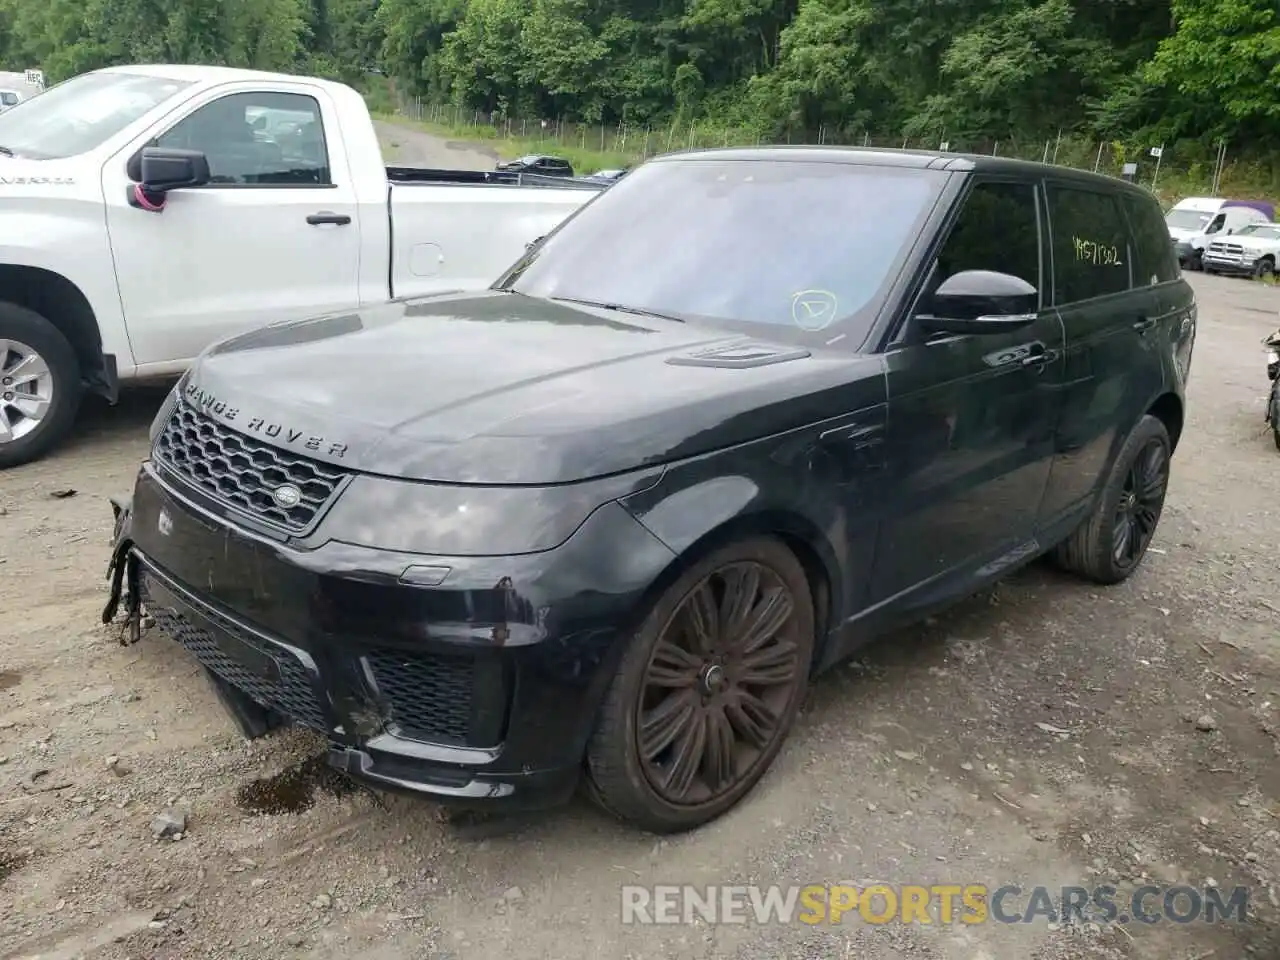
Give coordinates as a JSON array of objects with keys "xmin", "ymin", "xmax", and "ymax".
[
  {"xmin": 107, "ymin": 147, "xmax": 1195, "ymax": 834},
  {"xmin": 496, "ymin": 153, "xmax": 575, "ymax": 177}
]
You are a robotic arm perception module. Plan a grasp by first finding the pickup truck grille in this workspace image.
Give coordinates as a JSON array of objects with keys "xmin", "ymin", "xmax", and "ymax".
[
  {"xmin": 1208, "ymin": 242, "xmax": 1245, "ymax": 256},
  {"xmin": 153, "ymin": 401, "xmax": 347, "ymax": 534}
]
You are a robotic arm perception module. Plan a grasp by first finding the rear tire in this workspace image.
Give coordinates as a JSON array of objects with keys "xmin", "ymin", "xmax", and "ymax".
[
  {"xmin": 1269, "ymin": 381, "xmax": 1280, "ymax": 452},
  {"xmin": 585, "ymin": 537, "xmax": 814, "ymax": 833},
  {"xmin": 1256, "ymin": 258, "xmax": 1276, "ymax": 281},
  {"xmin": 0, "ymin": 302, "xmax": 82, "ymax": 469},
  {"xmin": 1052, "ymin": 415, "xmax": 1172, "ymax": 585}
]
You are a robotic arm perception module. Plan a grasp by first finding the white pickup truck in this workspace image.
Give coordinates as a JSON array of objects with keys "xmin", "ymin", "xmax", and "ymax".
[{"xmin": 0, "ymin": 64, "xmax": 603, "ymax": 467}]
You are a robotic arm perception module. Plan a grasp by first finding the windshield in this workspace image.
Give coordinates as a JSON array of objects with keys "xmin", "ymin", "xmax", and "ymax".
[
  {"xmin": 500, "ymin": 159, "xmax": 945, "ymax": 347},
  {"xmin": 0, "ymin": 71, "xmax": 192, "ymax": 159},
  {"xmin": 1237, "ymin": 224, "xmax": 1280, "ymax": 241},
  {"xmin": 1165, "ymin": 209, "xmax": 1213, "ymax": 231}
]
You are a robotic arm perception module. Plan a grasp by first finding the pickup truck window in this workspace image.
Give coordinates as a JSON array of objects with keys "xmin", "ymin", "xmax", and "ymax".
[
  {"xmin": 0, "ymin": 71, "xmax": 192, "ymax": 159},
  {"xmin": 1048, "ymin": 185, "xmax": 1134, "ymax": 304},
  {"xmin": 154, "ymin": 91, "xmax": 330, "ymax": 186},
  {"xmin": 505, "ymin": 159, "xmax": 945, "ymax": 346},
  {"xmin": 1238, "ymin": 224, "xmax": 1280, "ymax": 241}
]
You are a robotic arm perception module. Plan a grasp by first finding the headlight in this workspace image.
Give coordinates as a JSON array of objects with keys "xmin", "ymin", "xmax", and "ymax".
[{"xmin": 1268, "ymin": 349, "xmax": 1280, "ymax": 365}]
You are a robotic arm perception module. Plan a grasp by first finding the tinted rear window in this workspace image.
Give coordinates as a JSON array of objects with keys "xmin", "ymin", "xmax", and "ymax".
[
  {"xmin": 1123, "ymin": 193, "xmax": 1180, "ymax": 285},
  {"xmin": 503, "ymin": 159, "xmax": 947, "ymax": 347},
  {"xmin": 1048, "ymin": 185, "xmax": 1134, "ymax": 304}
]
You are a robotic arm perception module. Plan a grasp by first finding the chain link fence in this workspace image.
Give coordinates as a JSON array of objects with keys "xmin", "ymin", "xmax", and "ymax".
[{"xmin": 393, "ymin": 95, "xmax": 1276, "ymax": 202}]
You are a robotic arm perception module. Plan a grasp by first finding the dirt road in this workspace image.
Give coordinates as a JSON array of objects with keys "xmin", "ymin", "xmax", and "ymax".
[
  {"xmin": 1, "ymin": 274, "xmax": 1278, "ymax": 960},
  {"xmin": 373, "ymin": 119, "xmax": 498, "ymax": 170}
]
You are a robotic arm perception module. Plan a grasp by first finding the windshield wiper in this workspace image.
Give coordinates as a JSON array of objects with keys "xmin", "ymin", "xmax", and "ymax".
[{"xmin": 551, "ymin": 296, "xmax": 685, "ymax": 323}]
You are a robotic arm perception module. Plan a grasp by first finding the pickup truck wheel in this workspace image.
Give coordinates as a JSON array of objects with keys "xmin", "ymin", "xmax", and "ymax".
[
  {"xmin": 0, "ymin": 303, "xmax": 82, "ymax": 469},
  {"xmin": 1256, "ymin": 258, "xmax": 1276, "ymax": 281},
  {"xmin": 585, "ymin": 538, "xmax": 814, "ymax": 833},
  {"xmin": 1051, "ymin": 415, "xmax": 1171, "ymax": 585}
]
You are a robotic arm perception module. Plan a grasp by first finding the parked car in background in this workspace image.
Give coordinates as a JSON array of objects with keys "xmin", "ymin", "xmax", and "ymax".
[
  {"xmin": 585, "ymin": 168, "xmax": 627, "ymax": 184},
  {"xmin": 496, "ymin": 154, "xmax": 575, "ymax": 177},
  {"xmin": 106, "ymin": 146, "xmax": 1194, "ymax": 834},
  {"xmin": 1165, "ymin": 196, "xmax": 1274, "ymax": 270},
  {"xmin": 0, "ymin": 64, "xmax": 603, "ymax": 467},
  {"xmin": 1203, "ymin": 222, "xmax": 1280, "ymax": 279}
]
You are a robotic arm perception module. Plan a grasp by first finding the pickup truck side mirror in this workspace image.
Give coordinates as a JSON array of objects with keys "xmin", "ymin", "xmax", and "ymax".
[
  {"xmin": 140, "ymin": 147, "xmax": 211, "ymax": 193},
  {"xmin": 917, "ymin": 269, "xmax": 1039, "ymax": 336}
]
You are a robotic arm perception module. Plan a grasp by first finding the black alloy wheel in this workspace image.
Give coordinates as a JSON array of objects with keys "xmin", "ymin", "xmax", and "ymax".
[
  {"xmin": 1051, "ymin": 414, "xmax": 1172, "ymax": 585},
  {"xmin": 1110, "ymin": 437, "xmax": 1169, "ymax": 572},
  {"xmin": 585, "ymin": 538, "xmax": 814, "ymax": 833}
]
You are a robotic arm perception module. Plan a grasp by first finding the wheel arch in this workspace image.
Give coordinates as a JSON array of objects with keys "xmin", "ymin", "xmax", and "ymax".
[
  {"xmin": 1146, "ymin": 391, "xmax": 1184, "ymax": 452},
  {"xmin": 0, "ymin": 265, "xmax": 108, "ymax": 394},
  {"xmin": 624, "ymin": 505, "xmax": 841, "ymax": 676}
]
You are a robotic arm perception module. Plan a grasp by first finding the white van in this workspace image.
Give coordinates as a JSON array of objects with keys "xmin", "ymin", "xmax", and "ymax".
[{"xmin": 1165, "ymin": 196, "xmax": 1274, "ymax": 270}]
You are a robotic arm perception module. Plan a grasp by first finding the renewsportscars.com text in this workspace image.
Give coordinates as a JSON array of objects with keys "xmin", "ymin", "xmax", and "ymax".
[{"xmin": 620, "ymin": 884, "xmax": 1249, "ymax": 926}]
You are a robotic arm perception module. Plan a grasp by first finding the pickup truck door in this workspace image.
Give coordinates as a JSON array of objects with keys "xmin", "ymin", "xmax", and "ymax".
[{"xmin": 101, "ymin": 82, "xmax": 362, "ymax": 367}]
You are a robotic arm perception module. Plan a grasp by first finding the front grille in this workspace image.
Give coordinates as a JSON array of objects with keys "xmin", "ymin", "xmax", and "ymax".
[
  {"xmin": 153, "ymin": 402, "xmax": 346, "ymax": 534},
  {"xmin": 141, "ymin": 575, "xmax": 328, "ymax": 732},
  {"xmin": 1209, "ymin": 243, "xmax": 1244, "ymax": 256},
  {"xmin": 365, "ymin": 650, "xmax": 477, "ymax": 743}
]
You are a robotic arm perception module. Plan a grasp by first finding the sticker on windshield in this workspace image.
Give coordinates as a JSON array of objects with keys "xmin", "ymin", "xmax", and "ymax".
[{"xmin": 791, "ymin": 290, "xmax": 839, "ymax": 331}]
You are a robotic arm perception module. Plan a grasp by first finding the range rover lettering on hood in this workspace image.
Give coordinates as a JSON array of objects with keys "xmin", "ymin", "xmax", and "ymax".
[{"xmin": 183, "ymin": 381, "xmax": 349, "ymax": 459}]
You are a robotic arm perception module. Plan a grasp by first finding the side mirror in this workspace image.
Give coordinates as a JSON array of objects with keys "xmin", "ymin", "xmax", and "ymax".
[
  {"xmin": 140, "ymin": 146, "xmax": 210, "ymax": 194},
  {"xmin": 918, "ymin": 269, "xmax": 1039, "ymax": 336}
]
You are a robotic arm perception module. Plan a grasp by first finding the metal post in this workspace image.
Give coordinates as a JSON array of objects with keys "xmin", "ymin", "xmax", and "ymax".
[
  {"xmin": 1093, "ymin": 141, "xmax": 1103, "ymax": 172},
  {"xmin": 1042, "ymin": 140, "xmax": 1050, "ymax": 163},
  {"xmin": 1051, "ymin": 129, "xmax": 1062, "ymax": 164},
  {"xmin": 1151, "ymin": 143, "xmax": 1165, "ymax": 190}
]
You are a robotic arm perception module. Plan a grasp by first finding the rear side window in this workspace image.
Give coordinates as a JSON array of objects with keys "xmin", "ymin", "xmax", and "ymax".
[
  {"xmin": 1123, "ymin": 194, "xmax": 1180, "ymax": 286},
  {"xmin": 1048, "ymin": 185, "xmax": 1133, "ymax": 304}
]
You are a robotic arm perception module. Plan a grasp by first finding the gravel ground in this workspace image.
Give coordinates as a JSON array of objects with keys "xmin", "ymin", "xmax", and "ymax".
[
  {"xmin": 374, "ymin": 120, "xmax": 498, "ymax": 170},
  {"xmin": 1, "ymin": 272, "xmax": 1279, "ymax": 960}
]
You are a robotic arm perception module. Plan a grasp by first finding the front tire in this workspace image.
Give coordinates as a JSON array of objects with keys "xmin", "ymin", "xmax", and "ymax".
[
  {"xmin": 1052, "ymin": 415, "xmax": 1172, "ymax": 585},
  {"xmin": 0, "ymin": 303, "xmax": 82, "ymax": 469},
  {"xmin": 585, "ymin": 537, "xmax": 815, "ymax": 833}
]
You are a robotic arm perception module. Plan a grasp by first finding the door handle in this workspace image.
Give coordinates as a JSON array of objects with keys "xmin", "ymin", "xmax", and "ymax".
[
  {"xmin": 1020, "ymin": 347, "xmax": 1059, "ymax": 368},
  {"xmin": 306, "ymin": 212, "xmax": 351, "ymax": 226},
  {"xmin": 1133, "ymin": 317, "xmax": 1157, "ymax": 334}
]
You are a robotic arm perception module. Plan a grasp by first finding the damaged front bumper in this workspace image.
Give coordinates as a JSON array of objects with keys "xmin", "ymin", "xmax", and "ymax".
[{"xmin": 103, "ymin": 463, "xmax": 673, "ymax": 812}]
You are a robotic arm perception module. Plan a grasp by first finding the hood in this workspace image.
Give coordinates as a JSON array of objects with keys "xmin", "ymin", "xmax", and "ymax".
[
  {"xmin": 182, "ymin": 292, "xmax": 882, "ymax": 485},
  {"xmin": 0, "ymin": 155, "xmax": 80, "ymax": 190},
  {"xmin": 1167, "ymin": 227, "xmax": 1199, "ymax": 242}
]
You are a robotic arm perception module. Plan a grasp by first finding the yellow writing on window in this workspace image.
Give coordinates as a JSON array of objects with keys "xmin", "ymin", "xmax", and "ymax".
[{"xmin": 1072, "ymin": 237, "xmax": 1123, "ymax": 266}]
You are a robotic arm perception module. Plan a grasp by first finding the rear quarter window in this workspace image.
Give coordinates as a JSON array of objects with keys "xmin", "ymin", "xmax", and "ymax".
[
  {"xmin": 1123, "ymin": 193, "xmax": 1180, "ymax": 286},
  {"xmin": 1047, "ymin": 185, "xmax": 1134, "ymax": 304}
]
